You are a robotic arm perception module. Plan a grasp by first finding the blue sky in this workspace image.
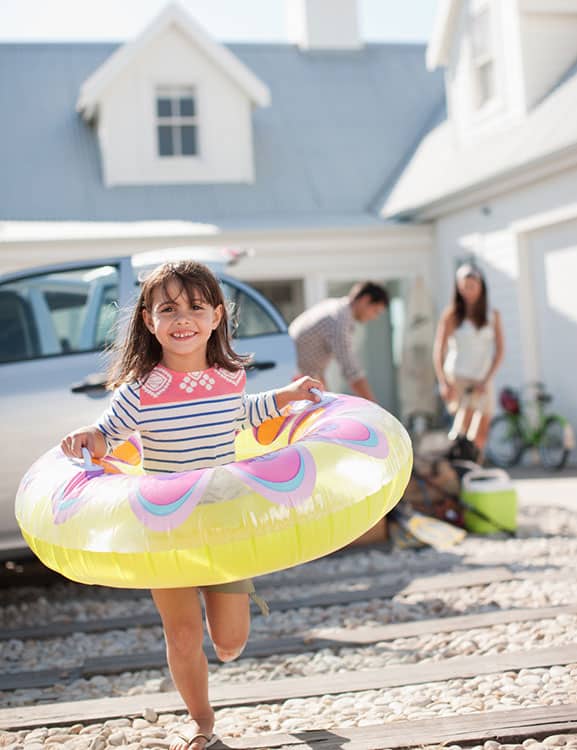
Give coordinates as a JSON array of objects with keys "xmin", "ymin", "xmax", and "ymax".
[{"xmin": 0, "ymin": 0, "xmax": 439, "ymax": 43}]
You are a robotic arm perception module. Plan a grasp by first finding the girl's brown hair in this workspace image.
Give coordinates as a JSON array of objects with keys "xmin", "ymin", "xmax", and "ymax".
[
  {"xmin": 451, "ymin": 268, "xmax": 488, "ymax": 329},
  {"xmin": 108, "ymin": 261, "xmax": 250, "ymax": 388}
]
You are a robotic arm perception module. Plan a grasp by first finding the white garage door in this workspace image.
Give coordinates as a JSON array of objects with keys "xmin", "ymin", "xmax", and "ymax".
[{"xmin": 531, "ymin": 219, "xmax": 577, "ymax": 449}]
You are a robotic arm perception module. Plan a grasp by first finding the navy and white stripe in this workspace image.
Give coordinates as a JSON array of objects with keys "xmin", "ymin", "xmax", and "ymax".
[{"xmin": 96, "ymin": 377, "xmax": 281, "ymax": 474}]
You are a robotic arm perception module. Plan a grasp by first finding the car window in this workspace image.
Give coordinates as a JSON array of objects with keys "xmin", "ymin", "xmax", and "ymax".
[
  {"xmin": 0, "ymin": 289, "xmax": 40, "ymax": 363},
  {"xmin": 220, "ymin": 281, "xmax": 282, "ymax": 338},
  {"xmin": 0, "ymin": 265, "xmax": 119, "ymax": 363}
]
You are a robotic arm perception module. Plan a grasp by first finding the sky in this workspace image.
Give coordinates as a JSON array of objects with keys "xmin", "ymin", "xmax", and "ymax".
[{"xmin": 0, "ymin": 0, "xmax": 439, "ymax": 44}]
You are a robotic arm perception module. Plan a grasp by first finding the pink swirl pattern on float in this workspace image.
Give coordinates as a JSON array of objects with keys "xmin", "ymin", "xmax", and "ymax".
[
  {"xmin": 251, "ymin": 393, "xmax": 339, "ymax": 447},
  {"xmin": 129, "ymin": 471, "xmax": 212, "ymax": 532},
  {"xmin": 287, "ymin": 398, "xmax": 338, "ymax": 444},
  {"xmin": 226, "ymin": 445, "xmax": 316, "ymax": 506},
  {"xmin": 303, "ymin": 416, "xmax": 389, "ymax": 459},
  {"xmin": 52, "ymin": 467, "xmax": 104, "ymax": 525}
]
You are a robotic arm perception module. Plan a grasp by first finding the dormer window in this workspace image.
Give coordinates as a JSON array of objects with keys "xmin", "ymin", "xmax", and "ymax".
[
  {"xmin": 156, "ymin": 87, "xmax": 198, "ymax": 157},
  {"xmin": 470, "ymin": 5, "xmax": 495, "ymax": 109}
]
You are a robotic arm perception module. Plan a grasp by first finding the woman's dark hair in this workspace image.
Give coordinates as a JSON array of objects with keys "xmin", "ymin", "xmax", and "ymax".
[
  {"xmin": 452, "ymin": 269, "xmax": 488, "ymax": 328},
  {"xmin": 108, "ymin": 261, "xmax": 250, "ymax": 388},
  {"xmin": 350, "ymin": 281, "xmax": 389, "ymax": 307}
]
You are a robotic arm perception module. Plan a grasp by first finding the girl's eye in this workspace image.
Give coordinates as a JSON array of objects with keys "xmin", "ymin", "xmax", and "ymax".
[{"xmin": 160, "ymin": 306, "xmax": 174, "ymax": 313}]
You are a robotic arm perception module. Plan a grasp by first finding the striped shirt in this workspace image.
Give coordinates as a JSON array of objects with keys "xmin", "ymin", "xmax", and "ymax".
[
  {"xmin": 289, "ymin": 297, "xmax": 364, "ymax": 383},
  {"xmin": 95, "ymin": 365, "xmax": 281, "ymax": 474}
]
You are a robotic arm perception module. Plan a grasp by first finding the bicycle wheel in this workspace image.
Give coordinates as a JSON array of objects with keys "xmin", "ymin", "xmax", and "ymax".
[
  {"xmin": 486, "ymin": 415, "xmax": 524, "ymax": 468},
  {"xmin": 539, "ymin": 416, "xmax": 570, "ymax": 470}
]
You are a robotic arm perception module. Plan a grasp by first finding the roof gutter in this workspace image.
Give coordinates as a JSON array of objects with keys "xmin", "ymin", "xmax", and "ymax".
[{"xmin": 384, "ymin": 140, "xmax": 577, "ymax": 222}]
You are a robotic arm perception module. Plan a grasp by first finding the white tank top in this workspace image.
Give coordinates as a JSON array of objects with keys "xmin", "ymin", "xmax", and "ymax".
[{"xmin": 444, "ymin": 311, "xmax": 496, "ymax": 381}]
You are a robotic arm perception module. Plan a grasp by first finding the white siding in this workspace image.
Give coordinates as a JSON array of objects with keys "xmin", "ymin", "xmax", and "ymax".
[
  {"xmin": 518, "ymin": 6, "xmax": 577, "ymax": 110},
  {"xmin": 434, "ymin": 164, "xmax": 577, "ymax": 440},
  {"xmin": 444, "ymin": 0, "xmax": 526, "ymax": 145},
  {"xmin": 528, "ymin": 218, "xmax": 577, "ymax": 437}
]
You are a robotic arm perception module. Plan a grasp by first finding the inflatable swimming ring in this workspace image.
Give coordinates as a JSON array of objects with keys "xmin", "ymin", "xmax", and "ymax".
[{"xmin": 15, "ymin": 393, "xmax": 412, "ymax": 588}]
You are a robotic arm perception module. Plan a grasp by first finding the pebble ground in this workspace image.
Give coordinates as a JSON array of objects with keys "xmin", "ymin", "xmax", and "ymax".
[{"xmin": 0, "ymin": 494, "xmax": 576, "ymax": 748}]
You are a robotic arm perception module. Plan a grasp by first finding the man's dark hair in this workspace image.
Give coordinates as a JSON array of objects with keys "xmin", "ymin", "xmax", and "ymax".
[{"xmin": 350, "ymin": 281, "xmax": 389, "ymax": 307}]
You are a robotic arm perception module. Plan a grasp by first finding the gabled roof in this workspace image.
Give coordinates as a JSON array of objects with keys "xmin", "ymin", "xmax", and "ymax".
[
  {"xmin": 0, "ymin": 41, "xmax": 443, "ymax": 225},
  {"xmin": 381, "ymin": 60, "xmax": 577, "ymax": 219},
  {"xmin": 77, "ymin": 2, "xmax": 270, "ymax": 120},
  {"xmin": 426, "ymin": 0, "xmax": 460, "ymax": 70}
]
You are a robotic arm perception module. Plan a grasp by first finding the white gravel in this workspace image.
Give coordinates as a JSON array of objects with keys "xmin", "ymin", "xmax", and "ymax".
[{"xmin": 0, "ymin": 492, "xmax": 575, "ymax": 748}]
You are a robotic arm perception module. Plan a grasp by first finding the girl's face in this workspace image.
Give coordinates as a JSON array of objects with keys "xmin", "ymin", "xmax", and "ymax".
[
  {"xmin": 457, "ymin": 275, "xmax": 483, "ymax": 306},
  {"xmin": 142, "ymin": 279, "xmax": 223, "ymax": 371}
]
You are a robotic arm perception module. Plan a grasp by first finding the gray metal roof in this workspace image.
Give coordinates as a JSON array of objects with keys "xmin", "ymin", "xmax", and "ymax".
[{"xmin": 0, "ymin": 42, "xmax": 443, "ymax": 225}]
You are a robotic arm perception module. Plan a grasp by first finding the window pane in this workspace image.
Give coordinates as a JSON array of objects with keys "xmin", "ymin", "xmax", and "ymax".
[
  {"xmin": 0, "ymin": 266, "xmax": 119, "ymax": 362},
  {"xmin": 248, "ymin": 279, "xmax": 302, "ymax": 324},
  {"xmin": 221, "ymin": 281, "xmax": 282, "ymax": 339},
  {"xmin": 0, "ymin": 288, "xmax": 40, "ymax": 363},
  {"xmin": 157, "ymin": 97, "xmax": 172, "ymax": 118},
  {"xmin": 95, "ymin": 285, "xmax": 119, "ymax": 349},
  {"xmin": 179, "ymin": 97, "xmax": 195, "ymax": 117},
  {"xmin": 181, "ymin": 125, "xmax": 197, "ymax": 156},
  {"xmin": 158, "ymin": 125, "xmax": 174, "ymax": 156}
]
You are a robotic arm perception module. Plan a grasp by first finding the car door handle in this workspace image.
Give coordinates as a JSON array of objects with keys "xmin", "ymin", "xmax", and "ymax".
[
  {"xmin": 248, "ymin": 360, "xmax": 276, "ymax": 371},
  {"xmin": 70, "ymin": 375, "xmax": 108, "ymax": 394}
]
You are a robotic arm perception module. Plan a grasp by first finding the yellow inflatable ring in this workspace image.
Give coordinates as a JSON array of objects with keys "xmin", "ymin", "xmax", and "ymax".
[{"xmin": 16, "ymin": 393, "xmax": 412, "ymax": 588}]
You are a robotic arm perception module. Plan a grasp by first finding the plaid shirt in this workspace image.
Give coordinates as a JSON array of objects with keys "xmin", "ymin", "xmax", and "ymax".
[{"xmin": 288, "ymin": 297, "xmax": 364, "ymax": 383}]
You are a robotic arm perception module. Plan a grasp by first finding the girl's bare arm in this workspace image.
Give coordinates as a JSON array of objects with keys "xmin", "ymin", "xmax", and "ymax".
[
  {"xmin": 483, "ymin": 309, "xmax": 505, "ymax": 384},
  {"xmin": 432, "ymin": 308, "xmax": 453, "ymax": 390}
]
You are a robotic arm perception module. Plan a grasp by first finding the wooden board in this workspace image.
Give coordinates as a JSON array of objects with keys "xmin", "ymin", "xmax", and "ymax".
[
  {"xmin": 0, "ymin": 565, "xmax": 522, "ymax": 642},
  {"xmin": 208, "ymin": 703, "xmax": 577, "ymax": 749},
  {"xmin": 282, "ymin": 565, "xmax": 521, "ymax": 612},
  {"xmin": 3, "ymin": 603, "xmax": 576, "ymax": 692},
  {"xmin": 2, "ymin": 644, "xmax": 577, "ymax": 730}
]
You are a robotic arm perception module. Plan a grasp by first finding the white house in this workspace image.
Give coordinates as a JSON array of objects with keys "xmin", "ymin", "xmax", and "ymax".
[
  {"xmin": 382, "ymin": 0, "xmax": 577, "ymax": 443},
  {"xmin": 0, "ymin": 0, "xmax": 442, "ymax": 413},
  {"xmin": 1, "ymin": 0, "xmax": 576, "ymax": 437}
]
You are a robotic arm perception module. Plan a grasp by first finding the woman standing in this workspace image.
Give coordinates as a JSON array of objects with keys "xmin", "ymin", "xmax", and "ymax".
[{"xmin": 433, "ymin": 264, "xmax": 504, "ymax": 457}]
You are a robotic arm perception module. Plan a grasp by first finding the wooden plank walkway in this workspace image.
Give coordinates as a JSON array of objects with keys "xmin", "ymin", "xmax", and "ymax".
[
  {"xmin": 3, "ymin": 603, "xmax": 576, "ymax": 692},
  {"xmin": 2, "ymin": 644, "xmax": 577, "ymax": 730},
  {"xmin": 0, "ymin": 565, "xmax": 532, "ymax": 643},
  {"xmin": 208, "ymin": 704, "xmax": 577, "ymax": 749}
]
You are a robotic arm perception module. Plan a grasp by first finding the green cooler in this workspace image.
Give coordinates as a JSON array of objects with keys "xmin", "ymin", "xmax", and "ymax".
[{"xmin": 461, "ymin": 469, "xmax": 517, "ymax": 534}]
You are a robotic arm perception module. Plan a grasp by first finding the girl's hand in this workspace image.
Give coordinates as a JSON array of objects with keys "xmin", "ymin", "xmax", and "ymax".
[
  {"xmin": 473, "ymin": 380, "xmax": 487, "ymax": 395},
  {"xmin": 275, "ymin": 376, "xmax": 324, "ymax": 410},
  {"xmin": 60, "ymin": 427, "xmax": 107, "ymax": 460}
]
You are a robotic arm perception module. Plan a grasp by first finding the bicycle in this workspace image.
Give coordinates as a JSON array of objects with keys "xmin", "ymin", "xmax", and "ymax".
[{"xmin": 487, "ymin": 382, "xmax": 575, "ymax": 470}]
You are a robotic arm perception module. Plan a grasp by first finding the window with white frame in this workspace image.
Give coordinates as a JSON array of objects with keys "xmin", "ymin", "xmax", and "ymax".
[
  {"xmin": 470, "ymin": 5, "xmax": 495, "ymax": 109},
  {"xmin": 155, "ymin": 87, "xmax": 198, "ymax": 158}
]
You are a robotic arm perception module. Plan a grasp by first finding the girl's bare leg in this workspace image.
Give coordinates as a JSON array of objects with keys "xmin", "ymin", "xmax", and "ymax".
[
  {"xmin": 472, "ymin": 413, "xmax": 491, "ymax": 458},
  {"xmin": 151, "ymin": 588, "xmax": 214, "ymax": 750},
  {"xmin": 466, "ymin": 409, "xmax": 483, "ymax": 444},
  {"xmin": 203, "ymin": 591, "xmax": 251, "ymax": 663},
  {"xmin": 450, "ymin": 407, "xmax": 474, "ymax": 441}
]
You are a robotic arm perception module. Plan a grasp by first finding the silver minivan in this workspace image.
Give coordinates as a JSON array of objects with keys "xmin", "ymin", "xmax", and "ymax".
[{"xmin": 0, "ymin": 248, "xmax": 296, "ymax": 556}]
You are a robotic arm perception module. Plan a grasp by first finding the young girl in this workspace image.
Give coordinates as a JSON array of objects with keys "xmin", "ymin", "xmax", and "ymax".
[
  {"xmin": 60, "ymin": 260, "xmax": 322, "ymax": 750},
  {"xmin": 433, "ymin": 263, "xmax": 504, "ymax": 456}
]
